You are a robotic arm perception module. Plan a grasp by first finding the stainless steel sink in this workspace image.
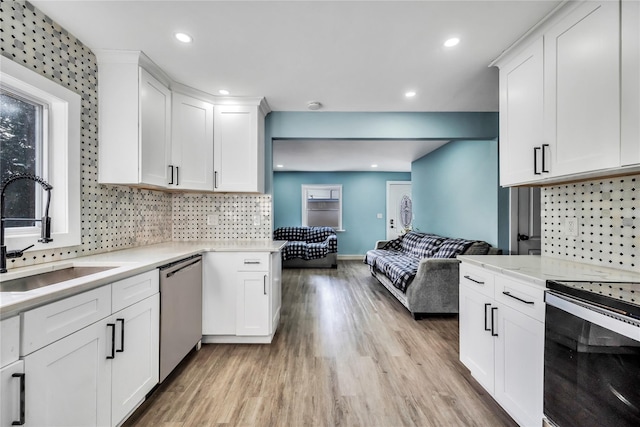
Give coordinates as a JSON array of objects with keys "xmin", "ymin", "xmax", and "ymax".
[{"xmin": 0, "ymin": 266, "xmax": 117, "ymax": 292}]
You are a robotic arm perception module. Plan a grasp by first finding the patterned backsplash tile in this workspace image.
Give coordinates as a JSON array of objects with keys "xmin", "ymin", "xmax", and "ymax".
[{"xmin": 542, "ymin": 174, "xmax": 638, "ymax": 272}]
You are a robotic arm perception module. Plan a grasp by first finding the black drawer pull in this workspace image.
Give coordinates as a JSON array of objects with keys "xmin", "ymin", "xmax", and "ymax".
[
  {"xmin": 534, "ymin": 146, "xmax": 541, "ymax": 175},
  {"xmin": 116, "ymin": 318, "xmax": 125, "ymax": 353},
  {"xmin": 491, "ymin": 307, "xmax": 498, "ymax": 337},
  {"xmin": 244, "ymin": 260, "xmax": 261, "ymax": 265},
  {"xmin": 107, "ymin": 323, "xmax": 116, "ymax": 359},
  {"xmin": 12, "ymin": 372, "xmax": 25, "ymax": 425},
  {"xmin": 484, "ymin": 303, "xmax": 491, "ymax": 332},
  {"xmin": 463, "ymin": 275, "xmax": 484, "ymax": 285},
  {"xmin": 541, "ymin": 144, "xmax": 549, "ymax": 173},
  {"xmin": 502, "ymin": 291, "xmax": 535, "ymax": 305}
]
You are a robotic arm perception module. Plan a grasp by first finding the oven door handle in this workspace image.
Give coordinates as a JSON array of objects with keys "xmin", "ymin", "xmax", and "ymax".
[{"xmin": 545, "ymin": 292, "xmax": 640, "ymax": 341}]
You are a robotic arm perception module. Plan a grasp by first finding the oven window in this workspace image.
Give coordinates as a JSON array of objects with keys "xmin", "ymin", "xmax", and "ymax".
[{"xmin": 544, "ymin": 304, "xmax": 640, "ymax": 427}]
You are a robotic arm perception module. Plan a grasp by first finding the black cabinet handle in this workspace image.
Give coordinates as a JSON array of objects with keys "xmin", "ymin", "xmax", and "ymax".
[
  {"xmin": 484, "ymin": 303, "xmax": 491, "ymax": 331},
  {"xmin": 264, "ymin": 275, "xmax": 267, "ymax": 295},
  {"xmin": 502, "ymin": 291, "xmax": 535, "ymax": 305},
  {"xmin": 541, "ymin": 144, "xmax": 549, "ymax": 173},
  {"xmin": 116, "ymin": 318, "xmax": 125, "ymax": 353},
  {"xmin": 107, "ymin": 323, "xmax": 116, "ymax": 359},
  {"xmin": 175, "ymin": 166, "xmax": 179, "ymax": 186},
  {"xmin": 11, "ymin": 372, "xmax": 25, "ymax": 426},
  {"xmin": 214, "ymin": 171, "xmax": 218, "ymax": 189},
  {"xmin": 168, "ymin": 165, "xmax": 174, "ymax": 185},
  {"xmin": 534, "ymin": 147, "xmax": 541, "ymax": 175},
  {"xmin": 463, "ymin": 275, "xmax": 484, "ymax": 285},
  {"xmin": 491, "ymin": 307, "xmax": 498, "ymax": 337}
]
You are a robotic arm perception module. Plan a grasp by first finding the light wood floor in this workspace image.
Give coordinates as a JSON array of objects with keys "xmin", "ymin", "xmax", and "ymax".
[{"xmin": 124, "ymin": 261, "xmax": 517, "ymax": 426}]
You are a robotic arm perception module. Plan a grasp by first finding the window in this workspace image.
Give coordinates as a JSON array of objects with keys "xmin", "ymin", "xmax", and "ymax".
[
  {"xmin": 0, "ymin": 57, "xmax": 80, "ymax": 251},
  {"xmin": 301, "ymin": 184, "xmax": 342, "ymax": 230}
]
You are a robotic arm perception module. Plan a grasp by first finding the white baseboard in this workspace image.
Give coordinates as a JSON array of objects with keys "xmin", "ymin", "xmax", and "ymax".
[{"xmin": 337, "ymin": 254, "xmax": 364, "ymax": 261}]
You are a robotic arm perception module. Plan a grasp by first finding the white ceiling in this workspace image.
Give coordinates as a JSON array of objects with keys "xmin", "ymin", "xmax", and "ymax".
[
  {"xmin": 31, "ymin": 0, "xmax": 561, "ymax": 171},
  {"xmin": 273, "ymin": 139, "xmax": 449, "ymax": 172}
]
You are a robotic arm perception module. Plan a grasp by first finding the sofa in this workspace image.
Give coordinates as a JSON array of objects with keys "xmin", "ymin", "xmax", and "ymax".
[
  {"xmin": 274, "ymin": 226, "xmax": 338, "ymax": 268},
  {"xmin": 364, "ymin": 231, "xmax": 501, "ymax": 319}
]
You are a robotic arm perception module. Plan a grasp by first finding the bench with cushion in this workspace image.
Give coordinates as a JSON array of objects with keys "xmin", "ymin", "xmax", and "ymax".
[
  {"xmin": 364, "ymin": 231, "xmax": 501, "ymax": 319},
  {"xmin": 274, "ymin": 226, "xmax": 338, "ymax": 268}
]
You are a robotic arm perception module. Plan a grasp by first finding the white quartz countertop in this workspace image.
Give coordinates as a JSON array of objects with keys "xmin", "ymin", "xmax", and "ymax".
[
  {"xmin": 458, "ymin": 255, "xmax": 640, "ymax": 288},
  {"xmin": 0, "ymin": 240, "xmax": 286, "ymax": 319}
]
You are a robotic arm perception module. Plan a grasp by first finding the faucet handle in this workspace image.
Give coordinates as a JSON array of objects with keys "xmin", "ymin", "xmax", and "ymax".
[{"xmin": 6, "ymin": 244, "xmax": 35, "ymax": 259}]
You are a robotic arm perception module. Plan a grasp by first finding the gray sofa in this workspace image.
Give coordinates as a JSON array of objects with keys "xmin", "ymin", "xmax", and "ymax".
[
  {"xmin": 364, "ymin": 231, "xmax": 501, "ymax": 319},
  {"xmin": 274, "ymin": 226, "xmax": 338, "ymax": 268}
]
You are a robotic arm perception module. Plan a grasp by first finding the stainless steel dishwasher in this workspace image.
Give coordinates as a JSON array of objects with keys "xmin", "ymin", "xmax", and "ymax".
[{"xmin": 159, "ymin": 254, "xmax": 202, "ymax": 382}]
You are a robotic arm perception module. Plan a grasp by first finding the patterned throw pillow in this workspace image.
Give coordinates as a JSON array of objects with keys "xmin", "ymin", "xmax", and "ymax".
[
  {"xmin": 306, "ymin": 226, "xmax": 336, "ymax": 243},
  {"xmin": 431, "ymin": 238, "xmax": 475, "ymax": 258},
  {"xmin": 274, "ymin": 227, "xmax": 306, "ymax": 241},
  {"xmin": 399, "ymin": 232, "xmax": 427, "ymax": 257},
  {"xmin": 414, "ymin": 234, "xmax": 445, "ymax": 259}
]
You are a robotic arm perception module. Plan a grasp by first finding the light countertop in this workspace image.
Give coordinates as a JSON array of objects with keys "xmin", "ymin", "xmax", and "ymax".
[
  {"xmin": 458, "ymin": 255, "xmax": 640, "ymax": 288},
  {"xmin": 0, "ymin": 240, "xmax": 286, "ymax": 319}
]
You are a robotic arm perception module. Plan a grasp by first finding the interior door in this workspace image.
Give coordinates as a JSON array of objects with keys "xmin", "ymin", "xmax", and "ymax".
[
  {"xmin": 386, "ymin": 181, "xmax": 412, "ymax": 240},
  {"xmin": 511, "ymin": 187, "xmax": 541, "ymax": 255}
]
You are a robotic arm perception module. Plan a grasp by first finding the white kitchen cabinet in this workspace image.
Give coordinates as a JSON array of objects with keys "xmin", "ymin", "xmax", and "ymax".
[
  {"xmin": 459, "ymin": 261, "xmax": 544, "ymax": 427},
  {"xmin": 498, "ymin": 38, "xmax": 545, "ymax": 186},
  {"xmin": 111, "ymin": 293, "xmax": 159, "ymax": 425},
  {"xmin": 171, "ymin": 93, "xmax": 214, "ymax": 191},
  {"xmin": 202, "ymin": 251, "xmax": 281, "ymax": 343},
  {"xmin": 0, "ymin": 316, "xmax": 19, "ymax": 369},
  {"xmin": 544, "ymin": 0, "xmax": 620, "ymax": 177},
  {"xmin": 18, "ymin": 270, "xmax": 159, "ymax": 427},
  {"xmin": 213, "ymin": 102, "xmax": 267, "ymax": 193},
  {"xmin": 96, "ymin": 50, "xmax": 172, "ymax": 188},
  {"xmin": 622, "ymin": 0, "xmax": 640, "ymax": 166},
  {"xmin": 0, "ymin": 360, "xmax": 24, "ymax": 427},
  {"xmin": 23, "ymin": 319, "xmax": 112, "ymax": 427}
]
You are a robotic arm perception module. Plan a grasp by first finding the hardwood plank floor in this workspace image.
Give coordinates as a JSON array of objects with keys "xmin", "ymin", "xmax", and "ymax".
[{"xmin": 124, "ymin": 261, "xmax": 517, "ymax": 427}]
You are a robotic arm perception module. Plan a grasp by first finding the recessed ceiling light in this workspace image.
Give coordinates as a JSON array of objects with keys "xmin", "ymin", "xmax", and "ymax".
[
  {"xmin": 371, "ymin": 164, "xmax": 378, "ymax": 168},
  {"xmin": 444, "ymin": 37, "xmax": 460, "ymax": 47},
  {"xmin": 405, "ymin": 91, "xmax": 416, "ymax": 98},
  {"xmin": 218, "ymin": 89, "xmax": 230, "ymax": 95},
  {"xmin": 175, "ymin": 32, "xmax": 193, "ymax": 43},
  {"xmin": 276, "ymin": 164, "xmax": 284, "ymax": 168}
]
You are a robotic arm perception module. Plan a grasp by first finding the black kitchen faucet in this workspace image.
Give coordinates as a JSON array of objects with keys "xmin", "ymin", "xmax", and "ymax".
[{"xmin": 0, "ymin": 173, "xmax": 53, "ymax": 273}]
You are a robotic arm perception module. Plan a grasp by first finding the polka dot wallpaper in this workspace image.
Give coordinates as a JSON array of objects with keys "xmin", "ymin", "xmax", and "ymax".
[{"xmin": 0, "ymin": 1, "xmax": 272, "ymax": 271}]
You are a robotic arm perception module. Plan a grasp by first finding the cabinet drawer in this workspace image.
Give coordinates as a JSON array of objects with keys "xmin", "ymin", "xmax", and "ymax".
[
  {"xmin": 112, "ymin": 270, "xmax": 159, "ymax": 313},
  {"xmin": 460, "ymin": 263, "xmax": 495, "ymax": 298},
  {"xmin": 495, "ymin": 275, "xmax": 545, "ymax": 322},
  {"xmin": 0, "ymin": 316, "xmax": 20, "ymax": 368},
  {"xmin": 236, "ymin": 253, "xmax": 270, "ymax": 271},
  {"xmin": 21, "ymin": 285, "xmax": 112, "ymax": 356}
]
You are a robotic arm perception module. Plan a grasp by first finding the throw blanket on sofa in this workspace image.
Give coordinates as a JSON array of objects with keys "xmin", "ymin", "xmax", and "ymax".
[
  {"xmin": 274, "ymin": 226, "xmax": 338, "ymax": 261},
  {"xmin": 364, "ymin": 232, "xmax": 478, "ymax": 292}
]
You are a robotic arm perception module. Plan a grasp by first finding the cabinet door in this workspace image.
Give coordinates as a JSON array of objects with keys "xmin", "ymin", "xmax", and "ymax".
[
  {"xmin": 236, "ymin": 271, "xmax": 270, "ymax": 336},
  {"xmin": 140, "ymin": 68, "xmax": 171, "ymax": 187},
  {"xmin": 24, "ymin": 320, "xmax": 111, "ymax": 427},
  {"xmin": 202, "ymin": 253, "xmax": 238, "ymax": 335},
  {"xmin": 171, "ymin": 93, "xmax": 214, "ymax": 191},
  {"xmin": 111, "ymin": 294, "xmax": 159, "ymax": 427},
  {"xmin": 499, "ymin": 38, "xmax": 545, "ymax": 185},
  {"xmin": 622, "ymin": 0, "xmax": 640, "ymax": 166},
  {"xmin": 494, "ymin": 303, "xmax": 544, "ymax": 427},
  {"xmin": 0, "ymin": 360, "xmax": 24, "ymax": 427},
  {"xmin": 459, "ymin": 283, "xmax": 495, "ymax": 394},
  {"xmin": 213, "ymin": 106, "xmax": 263, "ymax": 193},
  {"xmin": 544, "ymin": 1, "xmax": 620, "ymax": 177}
]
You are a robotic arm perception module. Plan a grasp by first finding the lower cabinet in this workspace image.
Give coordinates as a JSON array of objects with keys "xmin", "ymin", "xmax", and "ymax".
[
  {"xmin": 17, "ymin": 270, "xmax": 159, "ymax": 427},
  {"xmin": 1, "ymin": 359, "xmax": 25, "ymax": 426},
  {"xmin": 203, "ymin": 251, "xmax": 281, "ymax": 343},
  {"xmin": 459, "ymin": 262, "xmax": 544, "ymax": 427}
]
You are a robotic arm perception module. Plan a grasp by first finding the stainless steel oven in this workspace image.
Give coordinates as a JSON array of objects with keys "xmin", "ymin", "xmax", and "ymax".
[{"xmin": 544, "ymin": 280, "xmax": 640, "ymax": 427}]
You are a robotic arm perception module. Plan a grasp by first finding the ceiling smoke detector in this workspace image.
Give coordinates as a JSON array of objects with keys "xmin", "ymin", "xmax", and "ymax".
[{"xmin": 307, "ymin": 101, "xmax": 322, "ymax": 111}]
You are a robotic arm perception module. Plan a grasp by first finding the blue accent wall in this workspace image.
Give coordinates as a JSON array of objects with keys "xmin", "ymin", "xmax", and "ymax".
[
  {"xmin": 411, "ymin": 139, "xmax": 509, "ymax": 250},
  {"xmin": 274, "ymin": 172, "xmax": 410, "ymax": 255}
]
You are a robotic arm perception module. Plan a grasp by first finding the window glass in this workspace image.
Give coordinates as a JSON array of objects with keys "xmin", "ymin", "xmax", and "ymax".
[
  {"xmin": 302, "ymin": 185, "xmax": 342, "ymax": 230},
  {"xmin": 0, "ymin": 90, "xmax": 44, "ymax": 228}
]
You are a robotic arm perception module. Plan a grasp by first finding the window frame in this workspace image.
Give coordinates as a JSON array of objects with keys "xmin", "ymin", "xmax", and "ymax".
[
  {"xmin": 1, "ymin": 57, "xmax": 81, "ymax": 252},
  {"xmin": 301, "ymin": 184, "xmax": 343, "ymax": 231}
]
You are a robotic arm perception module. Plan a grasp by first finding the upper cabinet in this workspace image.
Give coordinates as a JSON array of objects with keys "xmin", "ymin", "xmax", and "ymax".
[
  {"xmin": 622, "ymin": 0, "xmax": 640, "ymax": 166},
  {"xmin": 96, "ymin": 50, "xmax": 270, "ymax": 193},
  {"xmin": 171, "ymin": 93, "xmax": 214, "ymax": 191},
  {"xmin": 96, "ymin": 51, "xmax": 172, "ymax": 188},
  {"xmin": 544, "ymin": 0, "xmax": 620, "ymax": 177},
  {"xmin": 496, "ymin": 0, "xmax": 639, "ymax": 186},
  {"xmin": 214, "ymin": 101, "xmax": 268, "ymax": 193}
]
